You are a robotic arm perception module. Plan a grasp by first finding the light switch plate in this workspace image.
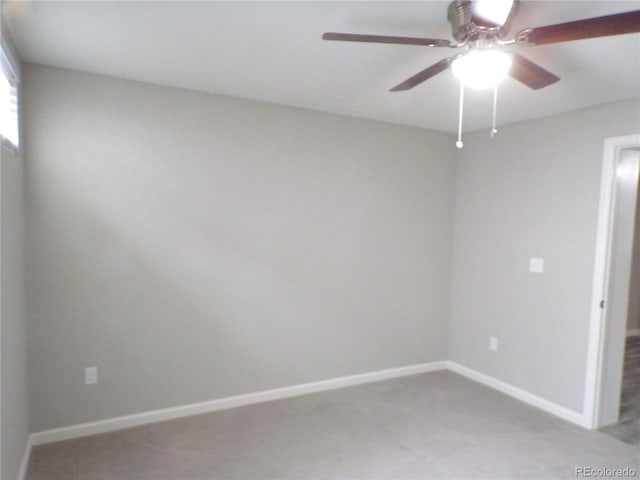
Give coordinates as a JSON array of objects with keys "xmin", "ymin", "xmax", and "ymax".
[
  {"xmin": 529, "ymin": 257, "xmax": 544, "ymax": 274},
  {"xmin": 85, "ymin": 366, "xmax": 98, "ymax": 385}
]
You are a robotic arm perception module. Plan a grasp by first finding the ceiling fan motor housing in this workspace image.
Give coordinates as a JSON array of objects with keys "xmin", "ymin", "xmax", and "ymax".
[{"xmin": 447, "ymin": 0, "xmax": 513, "ymax": 42}]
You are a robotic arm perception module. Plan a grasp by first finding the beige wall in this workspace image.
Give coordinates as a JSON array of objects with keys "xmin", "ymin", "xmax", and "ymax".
[
  {"xmin": 23, "ymin": 63, "xmax": 456, "ymax": 431},
  {"xmin": 20, "ymin": 60, "xmax": 640, "ymax": 437},
  {"xmin": 450, "ymin": 99, "xmax": 640, "ymax": 413},
  {"xmin": 1, "ymin": 145, "xmax": 29, "ymax": 480},
  {"xmin": 1, "ymin": 36, "xmax": 29, "ymax": 480}
]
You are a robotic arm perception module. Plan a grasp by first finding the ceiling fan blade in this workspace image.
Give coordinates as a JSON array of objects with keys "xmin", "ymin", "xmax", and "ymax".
[
  {"xmin": 509, "ymin": 53, "xmax": 560, "ymax": 90},
  {"xmin": 515, "ymin": 10, "xmax": 640, "ymax": 46},
  {"xmin": 390, "ymin": 56, "xmax": 455, "ymax": 92},
  {"xmin": 322, "ymin": 32, "xmax": 451, "ymax": 47}
]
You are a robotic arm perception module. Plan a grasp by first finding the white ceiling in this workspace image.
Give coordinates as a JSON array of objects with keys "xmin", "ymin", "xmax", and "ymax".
[{"xmin": 4, "ymin": 1, "xmax": 640, "ymax": 133}]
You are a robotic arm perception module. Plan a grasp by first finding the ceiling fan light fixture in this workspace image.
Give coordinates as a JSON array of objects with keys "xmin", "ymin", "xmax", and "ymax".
[
  {"xmin": 473, "ymin": 0, "xmax": 515, "ymax": 26},
  {"xmin": 451, "ymin": 50, "xmax": 513, "ymax": 89}
]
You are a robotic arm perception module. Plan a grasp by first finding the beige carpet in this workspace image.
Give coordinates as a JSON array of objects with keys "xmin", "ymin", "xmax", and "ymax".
[
  {"xmin": 600, "ymin": 335, "xmax": 640, "ymax": 446},
  {"xmin": 27, "ymin": 371, "xmax": 640, "ymax": 479}
]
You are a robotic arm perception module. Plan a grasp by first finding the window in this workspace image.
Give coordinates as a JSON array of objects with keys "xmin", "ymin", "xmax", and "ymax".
[{"xmin": 0, "ymin": 47, "xmax": 19, "ymax": 149}]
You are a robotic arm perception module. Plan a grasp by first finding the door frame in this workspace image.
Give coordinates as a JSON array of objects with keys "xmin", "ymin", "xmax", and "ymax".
[{"xmin": 584, "ymin": 134, "xmax": 640, "ymax": 429}]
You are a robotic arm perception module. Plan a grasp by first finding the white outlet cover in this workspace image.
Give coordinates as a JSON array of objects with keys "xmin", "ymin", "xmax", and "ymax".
[
  {"xmin": 489, "ymin": 336, "xmax": 498, "ymax": 351},
  {"xmin": 529, "ymin": 257, "xmax": 544, "ymax": 274},
  {"xmin": 85, "ymin": 366, "xmax": 98, "ymax": 385}
]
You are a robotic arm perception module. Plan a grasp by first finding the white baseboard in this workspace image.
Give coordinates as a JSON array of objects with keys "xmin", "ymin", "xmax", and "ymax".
[
  {"xmin": 626, "ymin": 329, "xmax": 640, "ymax": 337},
  {"xmin": 446, "ymin": 361, "xmax": 589, "ymax": 428},
  {"xmin": 30, "ymin": 361, "xmax": 447, "ymax": 446},
  {"xmin": 17, "ymin": 435, "xmax": 33, "ymax": 480},
  {"xmin": 27, "ymin": 359, "xmax": 591, "ymax": 452}
]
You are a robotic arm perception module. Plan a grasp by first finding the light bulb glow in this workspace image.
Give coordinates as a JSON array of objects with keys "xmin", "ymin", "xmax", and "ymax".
[{"xmin": 451, "ymin": 50, "xmax": 512, "ymax": 89}]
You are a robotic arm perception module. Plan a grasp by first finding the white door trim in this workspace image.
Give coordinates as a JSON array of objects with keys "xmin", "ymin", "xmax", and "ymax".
[{"xmin": 583, "ymin": 134, "xmax": 640, "ymax": 429}]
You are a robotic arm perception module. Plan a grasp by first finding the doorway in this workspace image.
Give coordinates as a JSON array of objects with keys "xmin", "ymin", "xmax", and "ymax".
[{"xmin": 585, "ymin": 134, "xmax": 640, "ymax": 433}]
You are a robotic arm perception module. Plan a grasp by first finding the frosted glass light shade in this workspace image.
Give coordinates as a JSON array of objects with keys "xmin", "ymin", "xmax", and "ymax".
[{"xmin": 452, "ymin": 50, "xmax": 513, "ymax": 89}]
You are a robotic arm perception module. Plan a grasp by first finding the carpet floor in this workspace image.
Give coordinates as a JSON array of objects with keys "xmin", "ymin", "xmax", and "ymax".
[
  {"xmin": 27, "ymin": 371, "xmax": 640, "ymax": 480},
  {"xmin": 600, "ymin": 335, "xmax": 640, "ymax": 446}
]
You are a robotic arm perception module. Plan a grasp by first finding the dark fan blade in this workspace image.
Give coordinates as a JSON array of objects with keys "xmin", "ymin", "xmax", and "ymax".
[
  {"xmin": 390, "ymin": 56, "xmax": 455, "ymax": 92},
  {"xmin": 509, "ymin": 53, "xmax": 560, "ymax": 90},
  {"xmin": 322, "ymin": 32, "xmax": 451, "ymax": 47},
  {"xmin": 515, "ymin": 10, "xmax": 640, "ymax": 46}
]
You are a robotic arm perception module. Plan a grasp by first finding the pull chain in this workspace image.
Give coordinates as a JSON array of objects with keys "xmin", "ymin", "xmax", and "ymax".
[
  {"xmin": 490, "ymin": 85, "xmax": 499, "ymax": 138},
  {"xmin": 456, "ymin": 81, "xmax": 464, "ymax": 149}
]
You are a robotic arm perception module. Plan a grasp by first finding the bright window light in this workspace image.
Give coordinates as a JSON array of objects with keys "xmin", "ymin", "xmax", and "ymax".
[
  {"xmin": 0, "ymin": 51, "xmax": 19, "ymax": 149},
  {"xmin": 452, "ymin": 50, "xmax": 513, "ymax": 89},
  {"xmin": 474, "ymin": 0, "xmax": 515, "ymax": 26}
]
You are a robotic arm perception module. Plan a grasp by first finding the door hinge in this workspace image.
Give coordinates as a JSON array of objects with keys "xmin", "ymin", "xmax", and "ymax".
[{"xmin": 600, "ymin": 300, "xmax": 605, "ymax": 309}]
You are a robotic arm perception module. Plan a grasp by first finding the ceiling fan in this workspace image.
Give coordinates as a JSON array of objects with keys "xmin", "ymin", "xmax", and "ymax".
[
  {"xmin": 323, "ymin": 1, "xmax": 640, "ymax": 146},
  {"xmin": 322, "ymin": 1, "xmax": 640, "ymax": 93}
]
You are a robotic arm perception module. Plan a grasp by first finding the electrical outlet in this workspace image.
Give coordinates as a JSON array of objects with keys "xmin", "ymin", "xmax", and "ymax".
[
  {"xmin": 85, "ymin": 366, "xmax": 98, "ymax": 385},
  {"xmin": 489, "ymin": 336, "xmax": 498, "ymax": 352},
  {"xmin": 529, "ymin": 257, "xmax": 544, "ymax": 273}
]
